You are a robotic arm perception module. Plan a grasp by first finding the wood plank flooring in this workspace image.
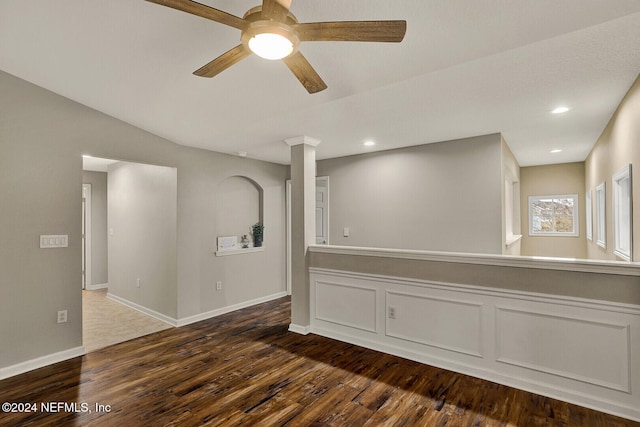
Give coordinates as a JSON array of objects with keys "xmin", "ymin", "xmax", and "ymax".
[{"xmin": 0, "ymin": 296, "xmax": 637, "ymax": 426}]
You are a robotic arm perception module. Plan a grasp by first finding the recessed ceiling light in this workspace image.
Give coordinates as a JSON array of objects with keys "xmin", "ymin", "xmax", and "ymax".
[
  {"xmin": 550, "ymin": 149, "xmax": 562, "ymax": 153},
  {"xmin": 363, "ymin": 141, "xmax": 376, "ymax": 147},
  {"xmin": 551, "ymin": 106, "xmax": 570, "ymax": 114}
]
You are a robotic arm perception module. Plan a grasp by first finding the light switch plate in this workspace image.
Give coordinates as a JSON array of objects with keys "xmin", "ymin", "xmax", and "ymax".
[
  {"xmin": 57, "ymin": 310, "xmax": 68, "ymax": 323},
  {"xmin": 40, "ymin": 235, "xmax": 68, "ymax": 248}
]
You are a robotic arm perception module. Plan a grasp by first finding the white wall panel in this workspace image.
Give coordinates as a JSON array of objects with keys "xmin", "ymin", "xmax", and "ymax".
[
  {"xmin": 496, "ymin": 307, "xmax": 630, "ymax": 392},
  {"xmin": 315, "ymin": 281, "xmax": 377, "ymax": 332},
  {"xmin": 386, "ymin": 291, "xmax": 483, "ymax": 357}
]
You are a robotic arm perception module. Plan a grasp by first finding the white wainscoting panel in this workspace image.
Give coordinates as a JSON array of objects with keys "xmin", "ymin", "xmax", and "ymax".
[
  {"xmin": 315, "ymin": 280, "xmax": 377, "ymax": 332},
  {"xmin": 308, "ymin": 267, "xmax": 640, "ymax": 422},
  {"xmin": 496, "ymin": 307, "xmax": 630, "ymax": 392},
  {"xmin": 386, "ymin": 290, "xmax": 483, "ymax": 357}
]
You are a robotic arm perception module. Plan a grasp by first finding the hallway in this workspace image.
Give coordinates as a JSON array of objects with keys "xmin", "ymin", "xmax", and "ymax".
[{"xmin": 82, "ymin": 289, "xmax": 171, "ymax": 352}]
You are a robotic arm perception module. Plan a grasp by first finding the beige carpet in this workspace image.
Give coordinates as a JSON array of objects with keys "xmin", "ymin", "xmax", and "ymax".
[{"xmin": 82, "ymin": 289, "xmax": 172, "ymax": 353}]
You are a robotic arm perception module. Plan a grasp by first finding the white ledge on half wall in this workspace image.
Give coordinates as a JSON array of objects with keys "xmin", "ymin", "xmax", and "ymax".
[
  {"xmin": 308, "ymin": 245, "xmax": 640, "ymax": 276},
  {"xmin": 215, "ymin": 247, "xmax": 265, "ymax": 257}
]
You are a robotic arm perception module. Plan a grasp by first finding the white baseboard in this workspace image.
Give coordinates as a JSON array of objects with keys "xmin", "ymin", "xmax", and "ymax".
[
  {"xmin": 107, "ymin": 293, "xmax": 178, "ymax": 327},
  {"xmin": 0, "ymin": 346, "xmax": 85, "ymax": 380},
  {"xmin": 86, "ymin": 282, "xmax": 108, "ymax": 291},
  {"xmin": 288, "ymin": 324, "xmax": 311, "ymax": 335},
  {"xmin": 176, "ymin": 292, "xmax": 288, "ymax": 327}
]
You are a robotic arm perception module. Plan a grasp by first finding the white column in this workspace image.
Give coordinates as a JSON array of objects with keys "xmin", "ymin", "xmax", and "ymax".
[{"xmin": 285, "ymin": 136, "xmax": 319, "ymax": 333}]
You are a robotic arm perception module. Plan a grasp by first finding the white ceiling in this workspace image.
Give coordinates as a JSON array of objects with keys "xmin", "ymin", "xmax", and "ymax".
[{"xmin": 1, "ymin": 1, "xmax": 639, "ymax": 166}]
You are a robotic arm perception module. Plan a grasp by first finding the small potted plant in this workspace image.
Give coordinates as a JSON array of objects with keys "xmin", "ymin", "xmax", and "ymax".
[{"xmin": 251, "ymin": 222, "xmax": 264, "ymax": 247}]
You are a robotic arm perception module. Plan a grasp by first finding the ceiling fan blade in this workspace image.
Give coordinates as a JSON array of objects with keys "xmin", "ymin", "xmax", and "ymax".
[
  {"xmin": 193, "ymin": 44, "xmax": 251, "ymax": 78},
  {"xmin": 261, "ymin": 0, "xmax": 291, "ymax": 22},
  {"xmin": 145, "ymin": 0, "xmax": 246, "ymax": 30},
  {"xmin": 282, "ymin": 51, "xmax": 327, "ymax": 94},
  {"xmin": 295, "ymin": 20, "xmax": 407, "ymax": 42}
]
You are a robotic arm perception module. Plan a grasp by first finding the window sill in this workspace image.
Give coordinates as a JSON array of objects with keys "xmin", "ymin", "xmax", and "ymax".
[
  {"xmin": 529, "ymin": 233, "xmax": 580, "ymax": 238},
  {"xmin": 215, "ymin": 247, "xmax": 265, "ymax": 257},
  {"xmin": 505, "ymin": 235, "xmax": 522, "ymax": 248}
]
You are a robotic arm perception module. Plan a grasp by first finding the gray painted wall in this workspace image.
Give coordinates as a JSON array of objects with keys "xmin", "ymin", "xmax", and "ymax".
[
  {"xmin": 217, "ymin": 176, "xmax": 261, "ymax": 241},
  {"xmin": 0, "ymin": 70, "xmax": 287, "ymax": 369},
  {"xmin": 175, "ymin": 147, "xmax": 287, "ymax": 319},
  {"xmin": 316, "ymin": 134, "xmax": 504, "ymax": 254},
  {"xmin": 520, "ymin": 162, "xmax": 587, "ymax": 258},
  {"xmin": 108, "ymin": 162, "xmax": 178, "ymax": 318},
  {"xmin": 585, "ymin": 74, "xmax": 640, "ymax": 261},
  {"xmin": 82, "ymin": 171, "xmax": 108, "ymax": 285}
]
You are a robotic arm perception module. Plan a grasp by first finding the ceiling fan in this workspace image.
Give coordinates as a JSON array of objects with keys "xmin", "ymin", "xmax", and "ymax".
[{"xmin": 145, "ymin": 0, "xmax": 407, "ymax": 93}]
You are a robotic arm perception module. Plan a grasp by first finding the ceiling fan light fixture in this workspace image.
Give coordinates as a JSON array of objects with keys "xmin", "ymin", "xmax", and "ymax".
[
  {"xmin": 249, "ymin": 33, "xmax": 293, "ymax": 60},
  {"xmin": 242, "ymin": 20, "xmax": 299, "ymax": 60}
]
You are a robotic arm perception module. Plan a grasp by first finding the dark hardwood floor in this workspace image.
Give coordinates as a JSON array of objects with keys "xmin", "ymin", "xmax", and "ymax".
[{"xmin": 0, "ymin": 297, "xmax": 637, "ymax": 426}]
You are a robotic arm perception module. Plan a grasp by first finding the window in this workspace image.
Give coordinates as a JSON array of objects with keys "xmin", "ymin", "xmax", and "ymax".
[
  {"xmin": 613, "ymin": 164, "xmax": 632, "ymax": 261},
  {"xmin": 595, "ymin": 182, "xmax": 606, "ymax": 248},
  {"xmin": 586, "ymin": 189, "xmax": 593, "ymax": 241},
  {"xmin": 528, "ymin": 194, "xmax": 578, "ymax": 236},
  {"xmin": 504, "ymin": 178, "xmax": 521, "ymax": 245}
]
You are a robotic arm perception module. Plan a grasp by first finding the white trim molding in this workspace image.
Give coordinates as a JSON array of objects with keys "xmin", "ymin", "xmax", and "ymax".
[
  {"xmin": 288, "ymin": 324, "xmax": 311, "ymax": 335},
  {"xmin": 284, "ymin": 135, "xmax": 321, "ymax": 147},
  {"xmin": 107, "ymin": 293, "xmax": 177, "ymax": 326},
  {"xmin": 86, "ymin": 282, "xmax": 108, "ymax": 291},
  {"xmin": 107, "ymin": 291, "xmax": 288, "ymax": 328},
  {"xmin": 176, "ymin": 292, "xmax": 287, "ymax": 327},
  {"xmin": 309, "ymin": 244, "xmax": 640, "ymax": 276},
  {"xmin": 0, "ymin": 346, "xmax": 85, "ymax": 380},
  {"xmin": 596, "ymin": 182, "xmax": 607, "ymax": 249},
  {"xmin": 613, "ymin": 164, "xmax": 633, "ymax": 261},
  {"xmin": 215, "ymin": 247, "xmax": 265, "ymax": 257}
]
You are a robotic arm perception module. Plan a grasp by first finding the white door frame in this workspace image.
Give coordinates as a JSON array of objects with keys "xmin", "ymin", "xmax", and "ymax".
[
  {"xmin": 82, "ymin": 183, "xmax": 92, "ymax": 290},
  {"xmin": 315, "ymin": 176, "xmax": 329, "ymax": 245},
  {"xmin": 286, "ymin": 180, "xmax": 291, "ymax": 295}
]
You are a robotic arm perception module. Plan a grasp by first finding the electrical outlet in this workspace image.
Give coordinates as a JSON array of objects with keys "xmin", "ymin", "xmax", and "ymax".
[
  {"xmin": 57, "ymin": 310, "xmax": 68, "ymax": 324},
  {"xmin": 216, "ymin": 281, "xmax": 222, "ymax": 291},
  {"xmin": 136, "ymin": 278, "xmax": 141, "ymax": 288},
  {"xmin": 388, "ymin": 306, "xmax": 396, "ymax": 319}
]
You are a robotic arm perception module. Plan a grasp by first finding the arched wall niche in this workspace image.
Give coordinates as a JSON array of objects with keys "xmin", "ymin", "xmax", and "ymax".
[{"xmin": 216, "ymin": 175, "xmax": 264, "ymax": 240}]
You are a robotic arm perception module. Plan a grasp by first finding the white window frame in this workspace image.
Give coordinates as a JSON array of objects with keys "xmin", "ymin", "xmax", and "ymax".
[
  {"xmin": 613, "ymin": 164, "xmax": 632, "ymax": 261},
  {"xmin": 504, "ymin": 178, "xmax": 522, "ymax": 247},
  {"xmin": 528, "ymin": 194, "xmax": 579, "ymax": 237},
  {"xmin": 586, "ymin": 189, "xmax": 593, "ymax": 241},
  {"xmin": 595, "ymin": 182, "xmax": 606, "ymax": 249}
]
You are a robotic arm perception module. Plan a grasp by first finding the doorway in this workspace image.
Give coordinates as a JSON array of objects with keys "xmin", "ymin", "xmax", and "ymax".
[
  {"xmin": 315, "ymin": 176, "xmax": 329, "ymax": 244},
  {"xmin": 81, "ymin": 156, "xmax": 175, "ymax": 352}
]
